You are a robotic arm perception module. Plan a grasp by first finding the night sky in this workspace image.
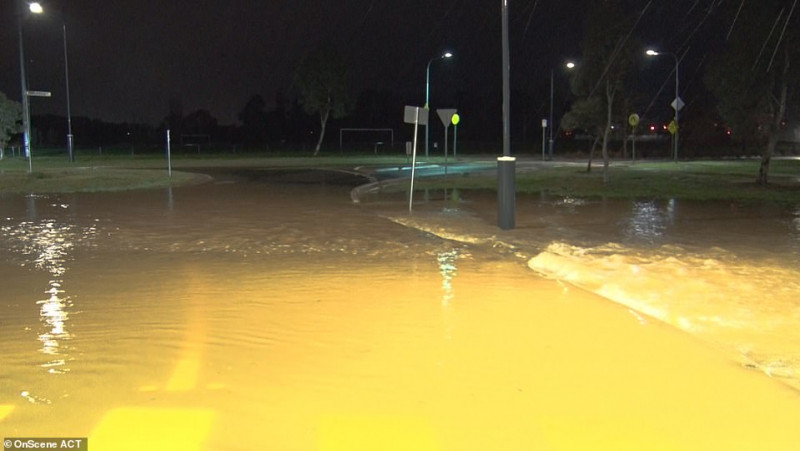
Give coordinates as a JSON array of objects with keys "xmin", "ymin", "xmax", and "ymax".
[{"xmin": 0, "ymin": 1, "xmax": 723, "ymax": 127}]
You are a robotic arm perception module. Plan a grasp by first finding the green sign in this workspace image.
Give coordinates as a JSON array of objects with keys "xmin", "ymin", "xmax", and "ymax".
[{"xmin": 451, "ymin": 114, "xmax": 460, "ymax": 126}]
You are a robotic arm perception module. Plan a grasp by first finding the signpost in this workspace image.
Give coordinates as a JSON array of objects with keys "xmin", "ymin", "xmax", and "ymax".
[
  {"xmin": 628, "ymin": 113, "xmax": 639, "ymax": 161},
  {"xmin": 436, "ymin": 109, "xmax": 457, "ymax": 174},
  {"xmin": 451, "ymin": 113, "xmax": 460, "ymax": 158},
  {"xmin": 404, "ymin": 106, "xmax": 428, "ymax": 213},
  {"xmin": 541, "ymin": 119, "xmax": 548, "ymax": 161}
]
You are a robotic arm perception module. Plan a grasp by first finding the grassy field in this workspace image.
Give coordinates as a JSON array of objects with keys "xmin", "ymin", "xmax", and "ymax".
[
  {"xmin": 1, "ymin": 153, "xmax": 799, "ymax": 206},
  {"xmin": 406, "ymin": 159, "xmax": 800, "ymax": 206}
]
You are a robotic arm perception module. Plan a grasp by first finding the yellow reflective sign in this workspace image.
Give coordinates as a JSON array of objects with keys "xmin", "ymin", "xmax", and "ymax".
[
  {"xmin": 451, "ymin": 114, "xmax": 460, "ymax": 126},
  {"xmin": 628, "ymin": 113, "xmax": 640, "ymax": 127},
  {"xmin": 668, "ymin": 120, "xmax": 678, "ymax": 135}
]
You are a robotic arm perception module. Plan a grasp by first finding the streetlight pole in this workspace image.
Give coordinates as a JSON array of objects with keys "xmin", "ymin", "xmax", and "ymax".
[
  {"xmin": 548, "ymin": 69, "xmax": 554, "ymax": 160},
  {"xmin": 425, "ymin": 51, "xmax": 452, "ymax": 157},
  {"xmin": 646, "ymin": 49, "xmax": 680, "ymax": 162},
  {"xmin": 548, "ymin": 61, "xmax": 575, "ymax": 161},
  {"xmin": 63, "ymin": 23, "xmax": 74, "ymax": 162},
  {"xmin": 17, "ymin": 1, "xmax": 42, "ymax": 173}
]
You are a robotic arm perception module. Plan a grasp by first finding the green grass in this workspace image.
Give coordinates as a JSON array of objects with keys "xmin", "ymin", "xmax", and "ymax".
[
  {"xmin": 409, "ymin": 159, "xmax": 800, "ymax": 206},
  {"xmin": 1, "ymin": 154, "xmax": 799, "ymax": 206}
]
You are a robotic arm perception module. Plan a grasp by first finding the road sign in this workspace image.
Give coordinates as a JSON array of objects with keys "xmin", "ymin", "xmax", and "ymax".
[
  {"xmin": 436, "ymin": 109, "xmax": 457, "ymax": 128},
  {"xmin": 628, "ymin": 113, "xmax": 640, "ymax": 127},
  {"xmin": 668, "ymin": 120, "xmax": 679, "ymax": 135},
  {"xmin": 404, "ymin": 106, "xmax": 428, "ymax": 125},
  {"xmin": 26, "ymin": 90, "xmax": 52, "ymax": 97},
  {"xmin": 671, "ymin": 97, "xmax": 685, "ymax": 112},
  {"xmin": 451, "ymin": 114, "xmax": 460, "ymax": 126}
]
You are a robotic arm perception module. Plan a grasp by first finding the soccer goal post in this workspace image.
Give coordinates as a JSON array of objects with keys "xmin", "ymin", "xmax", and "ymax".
[{"xmin": 339, "ymin": 128, "xmax": 394, "ymax": 151}]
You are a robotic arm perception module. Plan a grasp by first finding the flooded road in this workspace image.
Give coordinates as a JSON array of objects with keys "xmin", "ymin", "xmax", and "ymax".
[{"xmin": 2, "ymin": 168, "xmax": 800, "ymax": 450}]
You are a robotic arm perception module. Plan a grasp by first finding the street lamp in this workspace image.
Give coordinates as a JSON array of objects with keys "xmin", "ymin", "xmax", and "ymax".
[
  {"xmin": 63, "ymin": 23, "xmax": 74, "ymax": 162},
  {"xmin": 646, "ymin": 49, "xmax": 680, "ymax": 162},
  {"xmin": 18, "ymin": 0, "xmax": 43, "ymax": 173},
  {"xmin": 548, "ymin": 60, "xmax": 576, "ymax": 160},
  {"xmin": 425, "ymin": 51, "xmax": 453, "ymax": 157}
]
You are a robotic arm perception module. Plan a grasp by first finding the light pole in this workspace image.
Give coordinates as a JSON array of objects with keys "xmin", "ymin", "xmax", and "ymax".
[
  {"xmin": 425, "ymin": 51, "xmax": 452, "ymax": 157},
  {"xmin": 646, "ymin": 49, "xmax": 680, "ymax": 162},
  {"xmin": 548, "ymin": 61, "xmax": 576, "ymax": 160},
  {"xmin": 17, "ymin": 1, "xmax": 43, "ymax": 173},
  {"xmin": 63, "ymin": 23, "xmax": 74, "ymax": 162}
]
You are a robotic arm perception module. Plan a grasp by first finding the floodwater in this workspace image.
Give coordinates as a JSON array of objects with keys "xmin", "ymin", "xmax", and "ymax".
[{"xmin": 2, "ymin": 168, "xmax": 800, "ymax": 450}]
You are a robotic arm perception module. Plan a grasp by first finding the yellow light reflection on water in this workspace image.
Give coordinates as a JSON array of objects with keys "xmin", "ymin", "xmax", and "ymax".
[
  {"xmin": 89, "ymin": 407, "xmax": 215, "ymax": 451},
  {"xmin": 318, "ymin": 415, "xmax": 439, "ymax": 450},
  {"xmin": 0, "ymin": 405, "xmax": 15, "ymax": 421},
  {"xmin": 37, "ymin": 281, "xmax": 72, "ymax": 373}
]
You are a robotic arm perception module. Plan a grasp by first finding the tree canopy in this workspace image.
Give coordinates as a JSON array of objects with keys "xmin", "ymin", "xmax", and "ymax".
[
  {"xmin": 0, "ymin": 91, "xmax": 22, "ymax": 154},
  {"xmin": 294, "ymin": 44, "xmax": 350, "ymax": 156},
  {"xmin": 705, "ymin": 0, "xmax": 799, "ymax": 184}
]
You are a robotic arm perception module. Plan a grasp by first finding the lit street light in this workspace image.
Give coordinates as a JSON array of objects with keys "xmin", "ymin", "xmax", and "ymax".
[
  {"xmin": 646, "ymin": 48, "xmax": 681, "ymax": 162},
  {"xmin": 17, "ymin": 0, "xmax": 43, "ymax": 173},
  {"xmin": 425, "ymin": 51, "xmax": 453, "ymax": 157},
  {"xmin": 63, "ymin": 23, "xmax": 74, "ymax": 162},
  {"xmin": 548, "ymin": 60, "xmax": 576, "ymax": 160}
]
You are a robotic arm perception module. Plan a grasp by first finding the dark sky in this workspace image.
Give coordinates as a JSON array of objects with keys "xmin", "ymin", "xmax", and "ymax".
[{"xmin": 0, "ymin": 1, "xmax": 723, "ymax": 126}]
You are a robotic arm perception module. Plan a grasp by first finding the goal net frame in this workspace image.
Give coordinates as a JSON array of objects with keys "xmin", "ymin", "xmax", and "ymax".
[{"xmin": 339, "ymin": 128, "xmax": 394, "ymax": 150}]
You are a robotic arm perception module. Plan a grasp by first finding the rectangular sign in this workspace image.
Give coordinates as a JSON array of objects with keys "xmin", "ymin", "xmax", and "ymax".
[
  {"xmin": 403, "ymin": 106, "xmax": 428, "ymax": 125},
  {"xmin": 26, "ymin": 90, "xmax": 52, "ymax": 97}
]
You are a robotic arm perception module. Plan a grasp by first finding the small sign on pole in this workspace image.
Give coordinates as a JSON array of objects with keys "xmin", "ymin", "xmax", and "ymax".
[
  {"xmin": 629, "ymin": 114, "xmax": 639, "ymax": 161},
  {"xmin": 541, "ymin": 119, "xmax": 548, "ymax": 161},
  {"xmin": 404, "ymin": 106, "xmax": 426, "ymax": 213}
]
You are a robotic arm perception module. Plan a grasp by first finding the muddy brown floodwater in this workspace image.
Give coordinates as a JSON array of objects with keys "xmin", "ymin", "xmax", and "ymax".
[{"xmin": 1, "ymin": 168, "xmax": 800, "ymax": 450}]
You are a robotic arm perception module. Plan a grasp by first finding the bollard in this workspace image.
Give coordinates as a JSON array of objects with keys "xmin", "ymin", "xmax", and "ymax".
[{"xmin": 497, "ymin": 156, "xmax": 516, "ymax": 230}]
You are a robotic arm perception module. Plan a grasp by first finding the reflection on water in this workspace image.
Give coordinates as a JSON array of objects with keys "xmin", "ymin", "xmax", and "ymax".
[
  {"xmin": 437, "ymin": 249, "xmax": 459, "ymax": 305},
  {"xmin": 1, "ymin": 197, "xmax": 97, "ymax": 376},
  {"xmin": 38, "ymin": 281, "xmax": 72, "ymax": 374},
  {"xmin": 624, "ymin": 199, "xmax": 676, "ymax": 243}
]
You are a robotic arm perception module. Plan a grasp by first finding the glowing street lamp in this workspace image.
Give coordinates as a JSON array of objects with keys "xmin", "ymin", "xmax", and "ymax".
[
  {"xmin": 18, "ymin": 1, "xmax": 44, "ymax": 172},
  {"xmin": 646, "ymin": 48, "xmax": 681, "ymax": 162},
  {"xmin": 425, "ymin": 51, "xmax": 453, "ymax": 157},
  {"xmin": 548, "ymin": 60, "xmax": 577, "ymax": 160}
]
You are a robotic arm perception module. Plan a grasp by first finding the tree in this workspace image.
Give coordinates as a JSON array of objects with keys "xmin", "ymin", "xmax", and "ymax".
[
  {"xmin": 0, "ymin": 91, "xmax": 22, "ymax": 158},
  {"xmin": 705, "ymin": 0, "xmax": 799, "ymax": 185},
  {"xmin": 562, "ymin": 0, "xmax": 641, "ymax": 181},
  {"xmin": 294, "ymin": 44, "xmax": 350, "ymax": 156},
  {"xmin": 238, "ymin": 95, "xmax": 268, "ymax": 145}
]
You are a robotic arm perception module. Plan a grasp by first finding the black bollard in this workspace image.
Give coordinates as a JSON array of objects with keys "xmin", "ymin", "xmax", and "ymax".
[{"xmin": 497, "ymin": 156, "xmax": 516, "ymax": 230}]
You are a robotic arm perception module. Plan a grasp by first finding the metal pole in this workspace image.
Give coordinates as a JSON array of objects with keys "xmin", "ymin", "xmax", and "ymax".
[
  {"xmin": 425, "ymin": 59, "xmax": 432, "ymax": 158},
  {"xmin": 17, "ymin": 0, "xmax": 32, "ymax": 173},
  {"xmin": 453, "ymin": 124, "xmax": 458, "ymax": 158},
  {"xmin": 166, "ymin": 129, "xmax": 172, "ymax": 177},
  {"xmin": 501, "ymin": 2, "xmax": 510, "ymax": 157},
  {"xmin": 542, "ymin": 124, "xmax": 546, "ymax": 161},
  {"xmin": 63, "ymin": 23, "xmax": 74, "ymax": 162},
  {"xmin": 409, "ymin": 108, "xmax": 420, "ymax": 213},
  {"xmin": 498, "ymin": 0, "xmax": 515, "ymax": 230},
  {"xmin": 548, "ymin": 68, "xmax": 554, "ymax": 160},
  {"xmin": 674, "ymin": 54, "xmax": 679, "ymax": 163}
]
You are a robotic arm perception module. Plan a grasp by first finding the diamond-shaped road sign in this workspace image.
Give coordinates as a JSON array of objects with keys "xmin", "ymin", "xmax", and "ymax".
[{"xmin": 671, "ymin": 97, "xmax": 685, "ymax": 112}]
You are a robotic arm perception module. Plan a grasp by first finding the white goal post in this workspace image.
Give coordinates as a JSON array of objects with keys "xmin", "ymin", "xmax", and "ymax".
[{"xmin": 339, "ymin": 128, "xmax": 394, "ymax": 150}]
